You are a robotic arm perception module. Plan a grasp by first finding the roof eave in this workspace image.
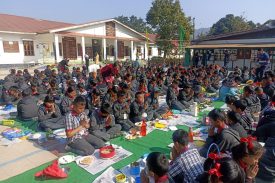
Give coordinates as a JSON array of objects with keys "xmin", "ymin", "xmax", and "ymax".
[
  {"xmin": 0, "ymin": 31, "xmax": 37, "ymax": 35},
  {"xmin": 49, "ymin": 18, "xmax": 153, "ymax": 42}
]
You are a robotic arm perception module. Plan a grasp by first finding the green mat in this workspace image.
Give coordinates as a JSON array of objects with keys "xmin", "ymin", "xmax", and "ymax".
[{"xmin": 2, "ymin": 101, "xmax": 225, "ymax": 183}]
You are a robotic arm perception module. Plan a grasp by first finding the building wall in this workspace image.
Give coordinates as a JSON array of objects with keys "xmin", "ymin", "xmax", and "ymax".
[
  {"xmin": 116, "ymin": 24, "xmax": 139, "ymax": 39},
  {"xmin": 0, "ymin": 33, "xmax": 43, "ymax": 65},
  {"xmin": 70, "ymin": 23, "xmax": 106, "ymax": 36}
]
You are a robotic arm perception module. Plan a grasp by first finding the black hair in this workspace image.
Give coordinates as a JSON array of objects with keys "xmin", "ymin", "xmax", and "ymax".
[
  {"xmin": 117, "ymin": 91, "xmax": 126, "ymax": 98},
  {"xmin": 233, "ymin": 100, "xmax": 247, "ymax": 111},
  {"xmin": 208, "ymin": 109, "xmax": 226, "ymax": 122},
  {"xmin": 234, "ymin": 76, "xmax": 243, "ymax": 83},
  {"xmin": 100, "ymin": 102, "xmax": 112, "ymax": 114},
  {"xmin": 22, "ymin": 88, "xmax": 32, "ymax": 97},
  {"xmin": 146, "ymin": 152, "xmax": 169, "ymax": 177},
  {"xmin": 255, "ymin": 87, "xmax": 263, "ymax": 93},
  {"xmin": 197, "ymin": 157, "xmax": 245, "ymax": 183},
  {"xmin": 92, "ymin": 89, "xmax": 101, "ymax": 96},
  {"xmin": 44, "ymin": 95, "xmax": 55, "ymax": 103},
  {"xmin": 232, "ymin": 138, "xmax": 263, "ymax": 162},
  {"xmin": 227, "ymin": 111, "xmax": 242, "ymax": 124},
  {"xmin": 77, "ymin": 83, "xmax": 85, "ymax": 89},
  {"xmin": 135, "ymin": 91, "xmax": 143, "ymax": 98},
  {"xmin": 225, "ymin": 95, "xmax": 237, "ymax": 105},
  {"xmin": 66, "ymin": 86, "xmax": 76, "ymax": 95},
  {"xmin": 172, "ymin": 129, "xmax": 189, "ymax": 146},
  {"xmin": 9, "ymin": 86, "xmax": 19, "ymax": 91},
  {"xmin": 73, "ymin": 96, "xmax": 86, "ymax": 105},
  {"xmin": 243, "ymin": 85, "xmax": 254, "ymax": 94}
]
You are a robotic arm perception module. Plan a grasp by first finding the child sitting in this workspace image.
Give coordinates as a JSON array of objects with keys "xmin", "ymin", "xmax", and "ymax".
[
  {"xmin": 60, "ymin": 86, "xmax": 77, "ymax": 115},
  {"xmin": 199, "ymin": 109, "xmax": 240, "ymax": 157},
  {"xmin": 77, "ymin": 83, "xmax": 88, "ymax": 97},
  {"xmin": 197, "ymin": 155, "xmax": 245, "ymax": 183},
  {"xmin": 255, "ymin": 87, "xmax": 269, "ymax": 110},
  {"xmin": 38, "ymin": 96, "xmax": 65, "ymax": 131},
  {"xmin": 113, "ymin": 91, "xmax": 135, "ymax": 131},
  {"xmin": 65, "ymin": 96, "xmax": 104, "ymax": 155},
  {"xmin": 169, "ymin": 129, "xmax": 203, "ymax": 183},
  {"xmin": 89, "ymin": 103, "xmax": 122, "ymax": 141},
  {"xmin": 232, "ymin": 136, "xmax": 264, "ymax": 183},
  {"xmin": 225, "ymin": 95, "xmax": 237, "ymax": 111},
  {"xmin": 227, "ymin": 111, "xmax": 248, "ymax": 138},
  {"xmin": 140, "ymin": 152, "xmax": 170, "ymax": 183},
  {"xmin": 233, "ymin": 100, "xmax": 254, "ymax": 133},
  {"xmin": 17, "ymin": 88, "xmax": 39, "ymax": 121},
  {"xmin": 242, "ymin": 85, "xmax": 261, "ymax": 114}
]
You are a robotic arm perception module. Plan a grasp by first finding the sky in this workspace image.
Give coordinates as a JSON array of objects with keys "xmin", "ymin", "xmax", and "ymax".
[{"xmin": 0, "ymin": 0, "xmax": 274, "ymax": 29}]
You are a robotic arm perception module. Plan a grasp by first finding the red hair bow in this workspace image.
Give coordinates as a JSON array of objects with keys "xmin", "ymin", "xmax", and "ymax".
[
  {"xmin": 208, "ymin": 153, "xmax": 221, "ymax": 162},
  {"xmin": 208, "ymin": 163, "xmax": 222, "ymax": 178},
  {"xmin": 240, "ymin": 136, "xmax": 257, "ymax": 150}
]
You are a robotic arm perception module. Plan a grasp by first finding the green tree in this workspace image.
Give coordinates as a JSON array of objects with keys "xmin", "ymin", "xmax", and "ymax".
[
  {"xmin": 146, "ymin": 0, "xmax": 192, "ymax": 58},
  {"xmin": 115, "ymin": 15, "xmax": 154, "ymax": 34},
  {"xmin": 209, "ymin": 14, "xmax": 257, "ymax": 35}
]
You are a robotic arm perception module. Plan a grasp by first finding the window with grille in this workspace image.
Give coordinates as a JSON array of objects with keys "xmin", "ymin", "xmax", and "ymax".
[{"xmin": 23, "ymin": 41, "xmax": 34, "ymax": 56}]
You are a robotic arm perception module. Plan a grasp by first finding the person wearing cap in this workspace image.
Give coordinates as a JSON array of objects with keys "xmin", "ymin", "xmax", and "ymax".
[
  {"xmin": 113, "ymin": 91, "xmax": 136, "ymax": 131},
  {"xmin": 38, "ymin": 95, "xmax": 65, "ymax": 131},
  {"xmin": 166, "ymin": 80, "xmax": 186, "ymax": 111},
  {"xmin": 169, "ymin": 129, "xmax": 203, "ymax": 183},
  {"xmin": 89, "ymin": 103, "xmax": 122, "ymax": 141},
  {"xmin": 17, "ymin": 88, "xmax": 39, "ymax": 121}
]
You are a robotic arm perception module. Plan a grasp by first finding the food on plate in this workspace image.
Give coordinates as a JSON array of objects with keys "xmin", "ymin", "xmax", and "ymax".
[
  {"xmin": 116, "ymin": 173, "xmax": 126, "ymax": 183},
  {"xmin": 99, "ymin": 146, "xmax": 115, "ymax": 159},
  {"xmin": 80, "ymin": 156, "xmax": 93, "ymax": 165},
  {"xmin": 154, "ymin": 121, "xmax": 167, "ymax": 128},
  {"xmin": 101, "ymin": 149, "xmax": 113, "ymax": 154}
]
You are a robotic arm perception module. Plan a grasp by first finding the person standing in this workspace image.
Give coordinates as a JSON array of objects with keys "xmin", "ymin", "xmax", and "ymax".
[
  {"xmin": 85, "ymin": 53, "xmax": 90, "ymax": 72},
  {"xmin": 256, "ymin": 48, "xmax": 270, "ymax": 82},
  {"xmin": 223, "ymin": 49, "xmax": 230, "ymax": 68}
]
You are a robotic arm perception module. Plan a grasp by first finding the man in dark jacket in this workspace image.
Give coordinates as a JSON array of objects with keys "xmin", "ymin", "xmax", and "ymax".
[
  {"xmin": 17, "ymin": 88, "xmax": 39, "ymax": 121},
  {"xmin": 200, "ymin": 109, "xmax": 240, "ymax": 157},
  {"xmin": 38, "ymin": 96, "xmax": 65, "ymax": 131},
  {"xmin": 256, "ymin": 137, "xmax": 275, "ymax": 183}
]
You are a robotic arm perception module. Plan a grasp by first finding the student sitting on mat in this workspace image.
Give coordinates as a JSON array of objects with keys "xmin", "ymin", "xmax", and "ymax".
[
  {"xmin": 113, "ymin": 91, "xmax": 136, "ymax": 131},
  {"xmin": 89, "ymin": 103, "xmax": 122, "ymax": 141},
  {"xmin": 17, "ymin": 88, "xmax": 39, "ymax": 121},
  {"xmin": 199, "ymin": 109, "xmax": 240, "ymax": 158},
  {"xmin": 129, "ymin": 92, "xmax": 149, "ymax": 123},
  {"xmin": 38, "ymin": 96, "xmax": 65, "ymax": 131},
  {"xmin": 65, "ymin": 96, "xmax": 105, "ymax": 155},
  {"xmin": 140, "ymin": 152, "xmax": 170, "ymax": 183},
  {"xmin": 60, "ymin": 86, "xmax": 77, "ymax": 115},
  {"xmin": 233, "ymin": 100, "xmax": 254, "ymax": 133},
  {"xmin": 169, "ymin": 129, "xmax": 203, "ymax": 183}
]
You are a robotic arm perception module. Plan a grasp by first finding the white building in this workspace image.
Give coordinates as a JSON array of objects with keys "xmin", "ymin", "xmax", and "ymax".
[{"xmin": 0, "ymin": 14, "xmax": 160, "ymax": 65}]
